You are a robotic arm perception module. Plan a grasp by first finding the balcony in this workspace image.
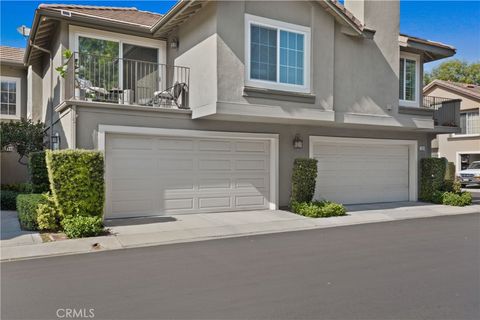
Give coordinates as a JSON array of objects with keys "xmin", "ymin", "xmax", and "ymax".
[
  {"xmin": 422, "ymin": 96, "xmax": 461, "ymax": 132},
  {"xmin": 64, "ymin": 52, "xmax": 190, "ymax": 109}
]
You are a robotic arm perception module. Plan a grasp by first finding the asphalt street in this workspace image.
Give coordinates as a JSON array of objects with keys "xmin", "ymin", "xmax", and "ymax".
[{"xmin": 2, "ymin": 213, "xmax": 479, "ymax": 320}]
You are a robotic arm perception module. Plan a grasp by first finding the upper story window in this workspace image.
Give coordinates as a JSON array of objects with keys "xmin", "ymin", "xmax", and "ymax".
[
  {"xmin": 460, "ymin": 111, "xmax": 480, "ymax": 134},
  {"xmin": 399, "ymin": 53, "xmax": 420, "ymax": 107},
  {"xmin": 245, "ymin": 14, "xmax": 310, "ymax": 93},
  {"xmin": 0, "ymin": 76, "xmax": 20, "ymax": 119}
]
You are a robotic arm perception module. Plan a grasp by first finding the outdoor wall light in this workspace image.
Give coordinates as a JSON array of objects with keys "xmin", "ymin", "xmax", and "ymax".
[
  {"xmin": 51, "ymin": 132, "xmax": 61, "ymax": 150},
  {"xmin": 293, "ymin": 134, "xmax": 303, "ymax": 149},
  {"xmin": 170, "ymin": 37, "xmax": 179, "ymax": 49}
]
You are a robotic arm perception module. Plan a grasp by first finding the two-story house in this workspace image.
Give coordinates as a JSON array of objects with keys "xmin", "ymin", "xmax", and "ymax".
[
  {"xmin": 425, "ymin": 80, "xmax": 480, "ymax": 173},
  {"xmin": 0, "ymin": 46, "xmax": 29, "ymax": 184},
  {"xmin": 22, "ymin": 0, "xmax": 457, "ymax": 219}
]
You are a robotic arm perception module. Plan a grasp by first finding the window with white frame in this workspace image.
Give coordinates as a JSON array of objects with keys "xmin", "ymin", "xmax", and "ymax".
[
  {"xmin": 399, "ymin": 53, "xmax": 420, "ymax": 106},
  {"xmin": 245, "ymin": 14, "xmax": 310, "ymax": 93},
  {"xmin": 0, "ymin": 77, "xmax": 20, "ymax": 119},
  {"xmin": 460, "ymin": 111, "xmax": 480, "ymax": 134}
]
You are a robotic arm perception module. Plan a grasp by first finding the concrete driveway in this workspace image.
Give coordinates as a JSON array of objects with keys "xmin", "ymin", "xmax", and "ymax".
[
  {"xmin": 0, "ymin": 211, "xmax": 42, "ymax": 247},
  {"xmin": 1, "ymin": 201, "xmax": 478, "ymax": 261}
]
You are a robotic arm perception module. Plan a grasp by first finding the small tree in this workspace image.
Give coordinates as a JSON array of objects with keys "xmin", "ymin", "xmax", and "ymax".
[{"xmin": 0, "ymin": 119, "xmax": 46, "ymax": 164}]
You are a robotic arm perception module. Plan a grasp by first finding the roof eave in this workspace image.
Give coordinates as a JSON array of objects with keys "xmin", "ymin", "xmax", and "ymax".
[
  {"xmin": 399, "ymin": 35, "xmax": 456, "ymax": 63},
  {"xmin": 424, "ymin": 80, "xmax": 480, "ymax": 101}
]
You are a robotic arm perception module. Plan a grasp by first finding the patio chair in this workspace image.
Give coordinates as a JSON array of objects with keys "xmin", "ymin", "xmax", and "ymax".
[{"xmin": 153, "ymin": 82, "xmax": 188, "ymax": 109}]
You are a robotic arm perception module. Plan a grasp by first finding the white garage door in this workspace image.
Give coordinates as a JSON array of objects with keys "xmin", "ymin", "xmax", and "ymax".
[
  {"xmin": 105, "ymin": 133, "xmax": 273, "ymax": 218},
  {"xmin": 311, "ymin": 138, "xmax": 411, "ymax": 205}
]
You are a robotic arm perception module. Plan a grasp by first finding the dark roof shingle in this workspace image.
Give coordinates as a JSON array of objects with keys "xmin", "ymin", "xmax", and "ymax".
[
  {"xmin": 424, "ymin": 79, "xmax": 480, "ymax": 100},
  {"xmin": 0, "ymin": 46, "xmax": 25, "ymax": 64},
  {"xmin": 39, "ymin": 4, "xmax": 162, "ymax": 28}
]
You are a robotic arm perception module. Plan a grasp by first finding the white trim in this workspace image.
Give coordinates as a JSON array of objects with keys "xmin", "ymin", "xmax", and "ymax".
[
  {"xmin": 97, "ymin": 125, "xmax": 279, "ymax": 211},
  {"xmin": 455, "ymin": 151, "xmax": 480, "ymax": 175},
  {"xmin": 244, "ymin": 14, "xmax": 311, "ymax": 93},
  {"xmin": 0, "ymin": 76, "xmax": 21, "ymax": 120},
  {"xmin": 399, "ymin": 52, "xmax": 421, "ymax": 108},
  {"xmin": 309, "ymin": 136, "xmax": 418, "ymax": 202}
]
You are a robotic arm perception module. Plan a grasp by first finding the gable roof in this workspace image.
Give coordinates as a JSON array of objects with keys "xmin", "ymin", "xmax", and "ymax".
[
  {"xmin": 0, "ymin": 46, "xmax": 25, "ymax": 66},
  {"xmin": 39, "ymin": 4, "xmax": 162, "ymax": 29},
  {"xmin": 24, "ymin": 1, "xmax": 455, "ymax": 65},
  {"xmin": 424, "ymin": 79, "xmax": 480, "ymax": 100}
]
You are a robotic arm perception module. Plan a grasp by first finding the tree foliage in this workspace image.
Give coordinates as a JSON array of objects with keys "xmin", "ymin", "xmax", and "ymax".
[
  {"xmin": 0, "ymin": 119, "xmax": 45, "ymax": 164},
  {"xmin": 424, "ymin": 60, "xmax": 480, "ymax": 85}
]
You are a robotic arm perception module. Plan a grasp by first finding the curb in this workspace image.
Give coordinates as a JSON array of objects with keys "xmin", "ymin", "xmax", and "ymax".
[{"xmin": 1, "ymin": 209, "xmax": 479, "ymax": 262}]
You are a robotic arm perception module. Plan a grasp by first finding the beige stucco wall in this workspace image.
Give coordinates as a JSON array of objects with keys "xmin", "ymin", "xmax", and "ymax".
[
  {"xmin": 1, "ymin": 63, "xmax": 29, "ymax": 184},
  {"xmin": 426, "ymin": 85, "xmax": 480, "ymax": 168},
  {"xmin": 71, "ymin": 105, "xmax": 432, "ymax": 207},
  {"xmin": 0, "ymin": 63, "xmax": 28, "ymax": 120},
  {"xmin": 166, "ymin": 0, "xmax": 432, "ymax": 128},
  {"xmin": 1, "ymin": 152, "xmax": 29, "ymax": 185},
  {"xmin": 424, "ymin": 86, "xmax": 480, "ymax": 111}
]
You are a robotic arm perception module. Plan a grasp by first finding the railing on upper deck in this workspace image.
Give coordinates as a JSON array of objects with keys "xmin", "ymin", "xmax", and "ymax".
[
  {"xmin": 423, "ymin": 96, "xmax": 460, "ymax": 128},
  {"xmin": 65, "ymin": 52, "xmax": 190, "ymax": 109}
]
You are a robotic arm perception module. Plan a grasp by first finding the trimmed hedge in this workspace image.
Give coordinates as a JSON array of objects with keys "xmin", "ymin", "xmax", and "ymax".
[
  {"xmin": 434, "ymin": 191, "xmax": 472, "ymax": 207},
  {"xmin": 62, "ymin": 216, "xmax": 104, "ymax": 238},
  {"xmin": 420, "ymin": 157, "xmax": 447, "ymax": 202},
  {"xmin": 1, "ymin": 183, "xmax": 33, "ymax": 210},
  {"xmin": 1, "ymin": 191, "xmax": 19, "ymax": 210},
  {"xmin": 29, "ymin": 151, "xmax": 50, "ymax": 193},
  {"xmin": 291, "ymin": 201, "xmax": 347, "ymax": 218},
  {"xmin": 36, "ymin": 193, "xmax": 61, "ymax": 231},
  {"xmin": 46, "ymin": 150, "xmax": 104, "ymax": 218},
  {"xmin": 16, "ymin": 194, "xmax": 45, "ymax": 230},
  {"xmin": 291, "ymin": 158, "xmax": 318, "ymax": 203},
  {"xmin": 1, "ymin": 183, "xmax": 33, "ymax": 193}
]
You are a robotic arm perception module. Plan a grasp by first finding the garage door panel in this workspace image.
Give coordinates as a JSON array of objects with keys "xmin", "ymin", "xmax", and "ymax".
[
  {"xmin": 198, "ymin": 178, "xmax": 231, "ymax": 190},
  {"xmin": 106, "ymin": 133, "xmax": 272, "ymax": 218},
  {"xmin": 110, "ymin": 136, "xmax": 154, "ymax": 150},
  {"xmin": 163, "ymin": 198, "xmax": 194, "ymax": 210},
  {"xmin": 198, "ymin": 140, "xmax": 232, "ymax": 151},
  {"xmin": 112, "ymin": 199, "xmax": 154, "ymax": 214},
  {"xmin": 312, "ymin": 139, "xmax": 410, "ymax": 205},
  {"xmin": 198, "ymin": 159, "xmax": 232, "ymax": 171},
  {"xmin": 235, "ymin": 141, "xmax": 268, "ymax": 153},
  {"xmin": 235, "ymin": 195, "xmax": 267, "ymax": 207},
  {"xmin": 156, "ymin": 138, "xmax": 194, "ymax": 151},
  {"xmin": 198, "ymin": 197, "xmax": 231, "ymax": 209}
]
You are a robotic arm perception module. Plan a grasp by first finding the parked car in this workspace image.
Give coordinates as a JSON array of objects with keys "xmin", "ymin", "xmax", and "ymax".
[{"xmin": 458, "ymin": 161, "xmax": 480, "ymax": 187}]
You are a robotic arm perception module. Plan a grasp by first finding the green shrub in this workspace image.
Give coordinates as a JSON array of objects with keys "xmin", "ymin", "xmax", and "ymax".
[
  {"xmin": 46, "ymin": 150, "xmax": 104, "ymax": 218},
  {"xmin": 442, "ymin": 192, "xmax": 472, "ymax": 207},
  {"xmin": 1, "ymin": 190, "xmax": 19, "ymax": 210},
  {"xmin": 16, "ymin": 194, "xmax": 44, "ymax": 230},
  {"xmin": 420, "ymin": 157, "xmax": 447, "ymax": 202},
  {"xmin": 1, "ymin": 183, "xmax": 33, "ymax": 193},
  {"xmin": 431, "ymin": 190, "xmax": 445, "ymax": 204},
  {"xmin": 443, "ymin": 178, "xmax": 462, "ymax": 194},
  {"xmin": 291, "ymin": 158, "xmax": 318, "ymax": 203},
  {"xmin": 29, "ymin": 151, "xmax": 50, "ymax": 193},
  {"xmin": 61, "ymin": 216, "xmax": 104, "ymax": 238},
  {"xmin": 291, "ymin": 200, "xmax": 347, "ymax": 218},
  {"xmin": 36, "ymin": 194, "xmax": 61, "ymax": 231}
]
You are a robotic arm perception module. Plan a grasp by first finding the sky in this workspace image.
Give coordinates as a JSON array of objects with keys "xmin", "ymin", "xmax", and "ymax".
[{"xmin": 0, "ymin": 0, "xmax": 479, "ymax": 72}]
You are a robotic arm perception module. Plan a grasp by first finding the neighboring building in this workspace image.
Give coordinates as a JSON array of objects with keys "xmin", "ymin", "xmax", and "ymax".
[
  {"xmin": 0, "ymin": 46, "xmax": 29, "ymax": 184},
  {"xmin": 425, "ymin": 79, "xmax": 480, "ymax": 172},
  {"xmin": 21, "ymin": 0, "xmax": 458, "ymax": 218}
]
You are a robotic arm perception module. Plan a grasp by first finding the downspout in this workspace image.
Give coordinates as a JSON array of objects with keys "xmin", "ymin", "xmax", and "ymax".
[{"xmin": 30, "ymin": 40, "xmax": 54, "ymax": 149}]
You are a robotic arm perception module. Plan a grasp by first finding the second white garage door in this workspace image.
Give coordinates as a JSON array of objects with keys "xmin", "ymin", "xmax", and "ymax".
[
  {"xmin": 310, "ymin": 137, "xmax": 416, "ymax": 205},
  {"xmin": 105, "ymin": 132, "xmax": 275, "ymax": 218}
]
